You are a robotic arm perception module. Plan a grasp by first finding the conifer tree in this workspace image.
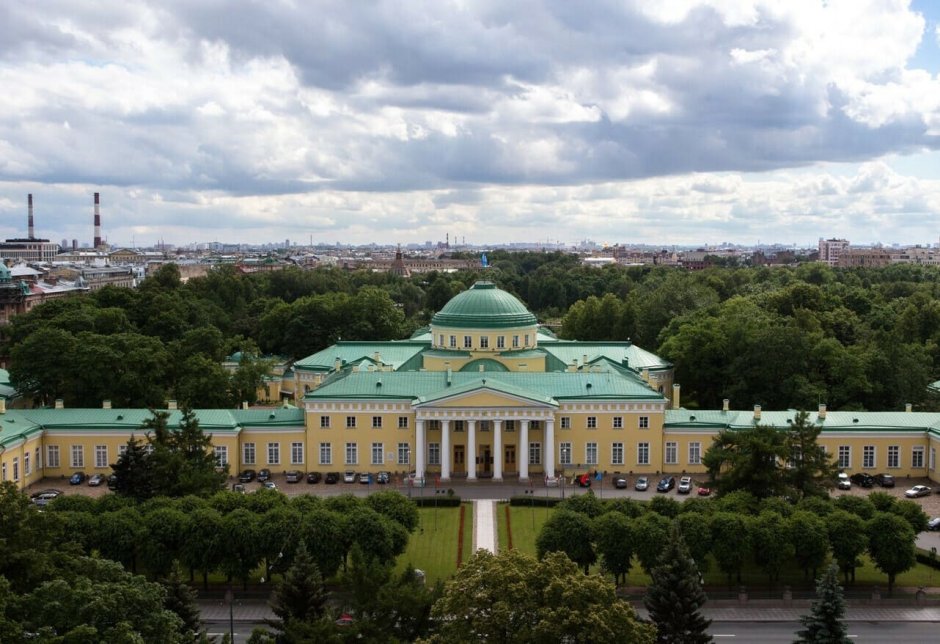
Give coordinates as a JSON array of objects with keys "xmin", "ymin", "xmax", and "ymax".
[
  {"xmin": 267, "ymin": 540, "xmax": 329, "ymax": 632},
  {"xmin": 644, "ymin": 522, "xmax": 712, "ymax": 644},
  {"xmin": 794, "ymin": 563, "xmax": 850, "ymax": 644},
  {"xmin": 161, "ymin": 563, "xmax": 204, "ymax": 640}
]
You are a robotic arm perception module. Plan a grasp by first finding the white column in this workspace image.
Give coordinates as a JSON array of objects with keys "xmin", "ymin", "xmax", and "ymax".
[
  {"xmin": 520, "ymin": 420, "xmax": 529, "ymax": 481},
  {"xmin": 416, "ymin": 419, "xmax": 426, "ymax": 481},
  {"xmin": 493, "ymin": 419, "xmax": 503, "ymax": 481},
  {"xmin": 467, "ymin": 419, "xmax": 477, "ymax": 480},
  {"xmin": 544, "ymin": 418, "xmax": 555, "ymax": 478},
  {"xmin": 441, "ymin": 419, "xmax": 451, "ymax": 481}
]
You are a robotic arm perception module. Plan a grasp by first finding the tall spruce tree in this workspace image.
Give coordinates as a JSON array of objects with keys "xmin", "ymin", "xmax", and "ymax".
[
  {"xmin": 161, "ymin": 564, "xmax": 204, "ymax": 641},
  {"xmin": 644, "ymin": 522, "xmax": 712, "ymax": 644},
  {"xmin": 266, "ymin": 540, "xmax": 330, "ymax": 635},
  {"xmin": 794, "ymin": 563, "xmax": 850, "ymax": 644}
]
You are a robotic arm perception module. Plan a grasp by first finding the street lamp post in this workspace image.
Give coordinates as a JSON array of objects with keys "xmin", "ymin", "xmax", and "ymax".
[
  {"xmin": 524, "ymin": 488, "xmax": 535, "ymax": 529},
  {"xmin": 224, "ymin": 587, "xmax": 234, "ymax": 643}
]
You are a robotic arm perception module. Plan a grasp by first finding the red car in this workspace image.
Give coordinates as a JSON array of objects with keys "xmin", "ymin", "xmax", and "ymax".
[
  {"xmin": 697, "ymin": 486, "xmax": 712, "ymax": 496},
  {"xmin": 575, "ymin": 473, "xmax": 592, "ymax": 488}
]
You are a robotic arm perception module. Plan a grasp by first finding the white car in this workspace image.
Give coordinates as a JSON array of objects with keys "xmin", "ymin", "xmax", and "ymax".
[
  {"xmin": 905, "ymin": 485, "xmax": 932, "ymax": 498},
  {"xmin": 837, "ymin": 473, "xmax": 851, "ymax": 490},
  {"xmin": 343, "ymin": 471, "xmax": 356, "ymax": 484},
  {"xmin": 677, "ymin": 476, "xmax": 693, "ymax": 494},
  {"xmin": 544, "ymin": 475, "xmax": 560, "ymax": 487}
]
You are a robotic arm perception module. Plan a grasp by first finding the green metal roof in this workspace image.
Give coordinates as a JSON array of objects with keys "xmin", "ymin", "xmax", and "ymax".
[
  {"xmin": 306, "ymin": 370, "xmax": 665, "ymax": 402},
  {"xmin": 459, "ymin": 359, "xmax": 510, "ymax": 372},
  {"xmin": 293, "ymin": 341, "xmax": 428, "ymax": 372},
  {"xmin": 415, "ymin": 377, "xmax": 557, "ymax": 407},
  {"xmin": 541, "ymin": 341, "xmax": 672, "ymax": 372},
  {"xmin": 665, "ymin": 409, "xmax": 940, "ymax": 433},
  {"xmin": 431, "ymin": 281, "xmax": 537, "ymax": 329}
]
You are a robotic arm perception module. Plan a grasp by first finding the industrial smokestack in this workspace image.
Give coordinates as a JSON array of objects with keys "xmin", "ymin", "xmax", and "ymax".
[
  {"xmin": 28, "ymin": 194, "xmax": 34, "ymax": 239},
  {"xmin": 93, "ymin": 192, "xmax": 102, "ymax": 248}
]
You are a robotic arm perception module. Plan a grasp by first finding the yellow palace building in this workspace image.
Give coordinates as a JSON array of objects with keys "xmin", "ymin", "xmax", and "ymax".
[{"xmin": 2, "ymin": 280, "xmax": 940, "ymax": 489}]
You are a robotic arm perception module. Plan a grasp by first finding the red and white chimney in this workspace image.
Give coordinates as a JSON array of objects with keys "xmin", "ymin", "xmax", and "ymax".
[
  {"xmin": 28, "ymin": 194, "xmax": 34, "ymax": 239},
  {"xmin": 93, "ymin": 192, "xmax": 102, "ymax": 248}
]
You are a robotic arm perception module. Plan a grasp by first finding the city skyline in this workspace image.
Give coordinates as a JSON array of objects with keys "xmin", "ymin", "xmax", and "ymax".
[{"xmin": 3, "ymin": 1, "xmax": 940, "ymax": 247}]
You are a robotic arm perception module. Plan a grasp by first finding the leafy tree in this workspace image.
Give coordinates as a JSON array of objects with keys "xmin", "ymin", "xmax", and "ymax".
[
  {"xmin": 633, "ymin": 511, "xmax": 672, "ymax": 574},
  {"xmin": 365, "ymin": 490, "xmax": 420, "ymax": 532},
  {"xmin": 676, "ymin": 512, "xmax": 713, "ymax": 573},
  {"xmin": 794, "ymin": 563, "xmax": 850, "ymax": 644},
  {"xmin": 536, "ymin": 509, "xmax": 597, "ymax": 573},
  {"xmin": 558, "ymin": 490, "xmax": 605, "ymax": 518},
  {"xmin": 141, "ymin": 507, "xmax": 190, "ymax": 578},
  {"xmin": 179, "ymin": 507, "xmax": 224, "ymax": 588},
  {"xmin": 299, "ymin": 508, "xmax": 346, "ymax": 578},
  {"xmin": 833, "ymin": 495, "xmax": 875, "ymax": 520},
  {"xmin": 891, "ymin": 499, "xmax": 929, "ymax": 534},
  {"xmin": 427, "ymin": 549, "xmax": 655, "ymax": 644},
  {"xmin": 96, "ymin": 507, "xmax": 147, "ymax": 574},
  {"xmin": 647, "ymin": 494, "xmax": 681, "ymax": 518},
  {"xmin": 750, "ymin": 511, "xmax": 794, "ymax": 585},
  {"xmin": 710, "ymin": 512, "xmax": 751, "ymax": 587},
  {"xmin": 644, "ymin": 522, "xmax": 712, "ymax": 644},
  {"xmin": 867, "ymin": 512, "xmax": 916, "ymax": 595},
  {"xmin": 789, "ymin": 511, "xmax": 830, "ymax": 580},
  {"xmin": 219, "ymin": 508, "xmax": 262, "ymax": 588},
  {"xmin": 703, "ymin": 425, "xmax": 789, "ymax": 498},
  {"xmin": 593, "ymin": 511, "xmax": 635, "ymax": 585},
  {"xmin": 826, "ymin": 510, "xmax": 868, "ymax": 585}
]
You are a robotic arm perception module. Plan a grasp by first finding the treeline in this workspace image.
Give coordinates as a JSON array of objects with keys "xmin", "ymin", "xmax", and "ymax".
[
  {"xmin": 4, "ymin": 254, "xmax": 940, "ymax": 412},
  {"xmin": 530, "ymin": 489, "xmax": 926, "ymax": 594}
]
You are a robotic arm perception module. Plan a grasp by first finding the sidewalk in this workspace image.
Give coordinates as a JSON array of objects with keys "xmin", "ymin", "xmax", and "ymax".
[{"xmin": 473, "ymin": 499, "xmax": 497, "ymax": 553}]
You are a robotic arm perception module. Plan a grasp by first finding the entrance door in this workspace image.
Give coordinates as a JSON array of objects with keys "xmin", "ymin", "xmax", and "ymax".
[
  {"xmin": 482, "ymin": 446, "xmax": 491, "ymax": 473},
  {"xmin": 453, "ymin": 445, "xmax": 465, "ymax": 473},
  {"xmin": 505, "ymin": 445, "xmax": 516, "ymax": 474}
]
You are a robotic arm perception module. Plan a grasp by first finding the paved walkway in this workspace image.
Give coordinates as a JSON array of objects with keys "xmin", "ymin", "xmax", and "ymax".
[{"xmin": 473, "ymin": 499, "xmax": 497, "ymax": 554}]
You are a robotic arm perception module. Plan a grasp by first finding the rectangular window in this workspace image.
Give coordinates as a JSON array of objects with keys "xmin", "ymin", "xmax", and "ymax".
[
  {"xmin": 586, "ymin": 442, "xmax": 598, "ymax": 465},
  {"xmin": 267, "ymin": 442, "xmax": 280, "ymax": 465},
  {"xmin": 480, "ymin": 336, "xmax": 489, "ymax": 349},
  {"xmin": 24, "ymin": 452, "xmax": 30, "ymax": 475},
  {"xmin": 637, "ymin": 442, "xmax": 650, "ymax": 466},
  {"xmin": 12, "ymin": 458, "xmax": 18, "ymax": 482},
  {"xmin": 398, "ymin": 442, "xmax": 410, "ymax": 465},
  {"xmin": 449, "ymin": 335, "xmax": 456, "ymax": 348},
  {"xmin": 214, "ymin": 446, "xmax": 228, "ymax": 467},
  {"xmin": 838, "ymin": 445, "xmax": 851, "ymax": 469},
  {"xmin": 638, "ymin": 416, "xmax": 650, "ymax": 429},
  {"xmin": 611, "ymin": 442, "xmax": 624, "ymax": 465},
  {"xmin": 504, "ymin": 420, "xmax": 515, "ymax": 432},
  {"xmin": 95, "ymin": 445, "xmax": 108, "ymax": 468},
  {"xmin": 665, "ymin": 442, "xmax": 678, "ymax": 465},
  {"xmin": 1, "ymin": 463, "xmax": 5, "ymax": 481},
  {"xmin": 119, "ymin": 445, "xmax": 128, "ymax": 457},
  {"xmin": 319, "ymin": 443, "xmax": 332, "ymax": 465},
  {"xmin": 372, "ymin": 442, "xmax": 384, "ymax": 465},
  {"xmin": 398, "ymin": 416, "xmax": 409, "ymax": 429},
  {"xmin": 863, "ymin": 445, "xmax": 875, "ymax": 469},
  {"xmin": 560, "ymin": 417, "xmax": 571, "ymax": 430},
  {"xmin": 497, "ymin": 336, "xmax": 505, "ymax": 349},
  {"xmin": 372, "ymin": 416, "xmax": 382, "ymax": 429},
  {"xmin": 613, "ymin": 416, "xmax": 623, "ymax": 429},
  {"xmin": 439, "ymin": 334, "xmax": 444, "ymax": 347},
  {"xmin": 454, "ymin": 420, "xmax": 465, "ymax": 432},
  {"xmin": 71, "ymin": 445, "xmax": 84, "ymax": 468},
  {"xmin": 513, "ymin": 335, "xmax": 519, "ymax": 348},
  {"xmin": 587, "ymin": 416, "xmax": 597, "ymax": 429},
  {"xmin": 529, "ymin": 442, "xmax": 542, "ymax": 465},
  {"xmin": 689, "ymin": 442, "xmax": 701, "ymax": 465},
  {"xmin": 428, "ymin": 442, "xmax": 441, "ymax": 466},
  {"xmin": 35, "ymin": 447, "xmax": 40, "ymax": 471},
  {"xmin": 243, "ymin": 442, "xmax": 256, "ymax": 465},
  {"xmin": 479, "ymin": 420, "xmax": 490, "ymax": 432},
  {"xmin": 913, "ymin": 446, "xmax": 925, "ymax": 469},
  {"xmin": 525, "ymin": 334, "xmax": 530, "ymax": 346},
  {"xmin": 345, "ymin": 442, "xmax": 358, "ymax": 465},
  {"xmin": 560, "ymin": 442, "xmax": 572, "ymax": 466},
  {"xmin": 464, "ymin": 336, "xmax": 472, "ymax": 348},
  {"xmin": 346, "ymin": 416, "xmax": 356, "ymax": 429},
  {"xmin": 291, "ymin": 442, "xmax": 304, "ymax": 465},
  {"xmin": 887, "ymin": 445, "xmax": 900, "ymax": 469},
  {"xmin": 320, "ymin": 416, "xmax": 330, "ymax": 428}
]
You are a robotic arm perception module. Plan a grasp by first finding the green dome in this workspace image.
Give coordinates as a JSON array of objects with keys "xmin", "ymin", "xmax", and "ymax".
[{"xmin": 432, "ymin": 281, "xmax": 537, "ymax": 329}]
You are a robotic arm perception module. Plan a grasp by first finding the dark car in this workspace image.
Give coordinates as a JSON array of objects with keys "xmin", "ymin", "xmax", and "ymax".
[
  {"xmin": 325, "ymin": 472, "xmax": 340, "ymax": 484},
  {"xmin": 238, "ymin": 469, "xmax": 256, "ymax": 483},
  {"xmin": 359, "ymin": 473, "xmax": 371, "ymax": 484},
  {"xmin": 107, "ymin": 474, "xmax": 118, "ymax": 490},
  {"xmin": 87, "ymin": 473, "xmax": 105, "ymax": 487},
  {"xmin": 614, "ymin": 476, "xmax": 628, "ymax": 489},
  {"xmin": 306, "ymin": 471, "xmax": 322, "ymax": 484},
  {"xmin": 69, "ymin": 471, "xmax": 86, "ymax": 485},
  {"xmin": 285, "ymin": 470, "xmax": 303, "ymax": 483},
  {"xmin": 257, "ymin": 468, "xmax": 272, "ymax": 482},
  {"xmin": 376, "ymin": 471, "xmax": 390, "ymax": 484},
  {"xmin": 874, "ymin": 473, "xmax": 895, "ymax": 488},
  {"xmin": 849, "ymin": 473, "xmax": 874, "ymax": 488},
  {"xmin": 575, "ymin": 473, "xmax": 592, "ymax": 488},
  {"xmin": 656, "ymin": 476, "xmax": 676, "ymax": 492}
]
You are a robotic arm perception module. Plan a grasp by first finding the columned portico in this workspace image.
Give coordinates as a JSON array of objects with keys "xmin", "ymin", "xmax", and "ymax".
[
  {"xmin": 467, "ymin": 419, "xmax": 477, "ymax": 480},
  {"xmin": 441, "ymin": 419, "xmax": 451, "ymax": 481},
  {"xmin": 493, "ymin": 419, "xmax": 503, "ymax": 481},
  {"xmin": 519, "ymin": 419, "xmax": 529, "ymax": 481},
  {"xmin": 544, "ymin": 418, "xmax": 555, "ymax": 478},
  {"xmin": 416, "ymin": 418, "xmax": 426, "ymax": 480}
]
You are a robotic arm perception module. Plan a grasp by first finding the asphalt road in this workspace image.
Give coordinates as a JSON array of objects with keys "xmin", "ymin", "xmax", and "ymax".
[
  {"xmin": 205, "ymin": 621, "xmax": 265, "ymax": 644},
  {"xmin": 708, "ymin": 621, "xmax": 940, "ymax": 642}
]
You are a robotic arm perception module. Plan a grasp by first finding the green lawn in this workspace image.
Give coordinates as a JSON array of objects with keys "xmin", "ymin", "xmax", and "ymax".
[
  {"xmin": 498, "ymin": 503, "xmax": 551, "ymax": 554},
  {"xmin": 395, "ymin": 504, "xmax": 472, "ymax": 586}
]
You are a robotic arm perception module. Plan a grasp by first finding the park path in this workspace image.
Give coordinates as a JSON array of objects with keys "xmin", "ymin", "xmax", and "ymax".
[{"xmin": 473, "ymin": 499, "xmax": 497, "ymax": 554}]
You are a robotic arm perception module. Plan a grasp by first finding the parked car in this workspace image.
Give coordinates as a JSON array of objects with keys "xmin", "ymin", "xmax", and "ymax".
[
  {"xmin": 575, "ymin": 473, "xmax": 592, "ymax": 488},
  {"xmin": 238, "ymin": 469, "xmax": 256, "ymax": 483},
  {"xmin": 614, "ymin": 476, "xmax": 628, "ymax": 489},
  {"xmin": 905, "ymin": 485, "xmax": 932, "ymax": 498},
  {"xmin": 343, "ymin": 471, "xmax": 356, "ymax": 484},
  {"xmin": 257, "ymin": 469, "xmax": 272, "ymax": 482},
  {"xmin": 30, "ymin": 489, "xmax": 62, "ymax": 507},
  {"xmin": 697, "ymin": 486, "xmax": 712, "ymax": 496},
  {"xmin": 656, "ymin": 476, "xmax": 676, "ymax": 492},
  {"xmin": 359, "ymin": 473, "xmax": 371, "ymax": 484},
  {"xmin": 69, "ymin": 472, "xmax": 86, "ymax": 485},
  {"xmin": 263, "ymin": 480, "xmax": 277, "ymax": 490},
  {"xmin": 849, "ymin": 472, "xmax": 874, "ymax": 488},
  {"xmin": 874, "ymin": 473, "xmax": 895, "ymax": 488},
  {"xmin": 928, "ymin": 517, "xmax": 940, "ymax": 531},
  {"xmin": 306, "ymin": 471, "xmax": 322, "ymax": 484},
  {"xmin": 634, "ymin": 476, "xmax": 649, "ymax": 491},
  {"xmin": 87, "ymin": 473, "xmax": 105, "ymax": 487},
  {"xmin": 232, "ymin": 483, "xmax": 246, "ymax": 494},
  {"xmin": 376, "ymin": 471, "xmax": 390, "ymax": 484},
  {"xmin": 325, "ymin": 472, "xmax": 340, "ymax": 484},
  {"xmin": 837, "ymin": 473, "xmax": 851, "ymax": 490},
  {"xmin": 285, "ymin": 470, "xmax": 303, "ymax": 483},
  {"xmin": 107, "ymin": 474, "xmax": 119, "ymax": 490},
  {"xmin": 677, "ymin": 476, "xmax": 693, "ymax": 494}
]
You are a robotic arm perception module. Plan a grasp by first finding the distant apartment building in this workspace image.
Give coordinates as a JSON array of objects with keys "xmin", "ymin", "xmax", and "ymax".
[
  {"xmin": 818, "ymin": 238, "xmax": 850, "ymax": 267},
  {"xmin": 837, "ymin": 248, "xmax": 892, "ymax": 268},
  {"xmin": 0, "ymin": 239, "xmax": 61, "ymax": 264},
  {"xmin": 53, "ymin": 265, "xmax": 135, "ymax": 291}
]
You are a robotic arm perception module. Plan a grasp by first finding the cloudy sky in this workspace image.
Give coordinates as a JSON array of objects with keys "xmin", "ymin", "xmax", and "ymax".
[{"xmin": 2, "ymin": 0, "xmax": 940, "ymax": 248}]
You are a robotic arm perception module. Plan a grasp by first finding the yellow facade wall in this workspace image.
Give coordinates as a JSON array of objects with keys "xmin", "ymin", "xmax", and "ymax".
[{"xmin": 429, "ymin": 325, "xmax": 539, "ymax": 352}]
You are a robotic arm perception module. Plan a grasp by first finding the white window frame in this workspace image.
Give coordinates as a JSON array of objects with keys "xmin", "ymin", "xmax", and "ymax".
[
  {"xmin": 611, "ymin": 442, "xmax": 624, "ymax": 465},
  {"xmin": 887, "ymin": 445, "xmax": 900, "ymax": 469},
  {"xmin": 95, "ymin": 445, "xmax": 108, "ymax": 468},
  {"xmin": 863, "ymin": 445, "xmax": 875, "ymax": 469},
  {"xmin": 319, "ymin": 442, "xmax": 332, "ymax": 465},
  {"xmin": 497, "ymin": 336, "xmax": 505, "ymax": 349},
  {"xmin": 320, "ymin": 416, "xmax": 330, "ymax": 428},
  {"xmin": 372, "ymin": 416, "xmax": 382, "ymax": 429},
  {"xmin": 398, "ymin": 416, "xmax": 409, "ymax": 429},
  {"xmin": 637, "ymin": 442, "xmax": 650, "ymax": 466},
  {"xmin": 638, "ymin": 416, "xmax": 650, "ymax": 429},
  {"xmin": 689, "ymin": 442, "xmax": 701, "ymax": 465},
  {"xmin": 47, "ymin": 445, "xmax": 60, "ymax": 468},
  {"xmin": 838, "ymin": 445, "xmax": 851, "ymax": 469},
  {"xmin": 291, "ymin": 442, "xmax": 304, "ymax": 465},
  {"xmin": 12, "ymin": 457, "xmax": 18, "ymax": 482},
  {"xmin": 529, "ymin": 442, "xmax": 542, "ymax": 465},
  {"xmin": 665, "ymin": 441, "xmax": 678, "ymax": 465},
  {"xmin": 559, "ymin": 441, "xmax": 572, "ymax": 466},
  {"xmin": 428, "ymin": 442, "xmax": 440, "ymax": 466},
  {"xmin": 24, "ymin": 451, "xmax": 31, "ymax": 475},
  {"xmin": 480, "ymin": 336, "xmax": 489, "ymax": 349},
  {"xmin": 613, "ymin": 416, "xmax": 623, "ymax": 429},
  {"xmin": 345, "ymin": 442, "xmax": 358, "ymax": 465},
  {"xmin": 586, "ymin": 442, "xmax": 598, "ymax": 465},
  {"xmin": 913, "ymin": 446, "xmax": 925, "ymax": 469},
  {"xmin": 267, "ymin": 442, "xmax": 280, "ymax": 466},
  {"xmin": 560, "ymin": 416, "xmax": 571, "ymax": 429},
  {"xmin": 464, "ymin": 335, "xmax": 472, "ymax": 349},
  {"xmin": 214, "ymin": 446, "xmax": 228, "ymax": 467},
  {"xmin": 587, "ymin": 416, "xmax": 597, "ymax": 429},
  {"xmin": 71, "ymin": 445, "xmax": 84, "ymax": 468},
  {"xmin": 346, "ymin": 416, "xmax": 356, "ymax": 429},
  {"xmin": 243, "ymin": 442, "xmax": 256, "ymax": 465},
  {"xmin": 398, "ymin": 442, "xmax": 410, "ymax": 465},
  {"xmin": 372, "ymin": 442, "xmax": 384, "ymax": 465}
]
